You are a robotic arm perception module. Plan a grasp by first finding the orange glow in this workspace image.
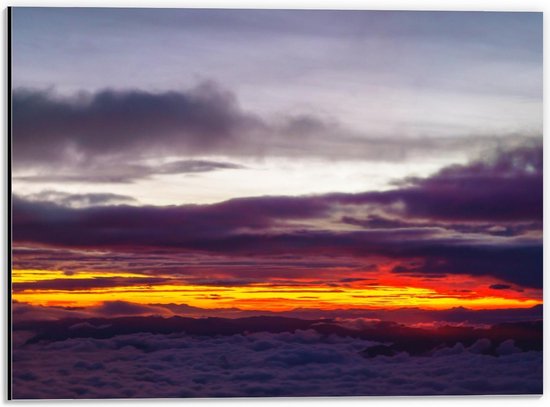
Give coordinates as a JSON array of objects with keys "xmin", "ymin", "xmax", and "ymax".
[{"xmin": 12, "ymin": 268, "xmax": 542, "ymax": 312}]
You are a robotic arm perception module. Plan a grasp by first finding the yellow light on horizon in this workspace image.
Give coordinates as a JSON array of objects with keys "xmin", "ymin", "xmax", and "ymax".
[{"xmin": 11, "ymin": 268, "xmax": 542, "ymax": 312}]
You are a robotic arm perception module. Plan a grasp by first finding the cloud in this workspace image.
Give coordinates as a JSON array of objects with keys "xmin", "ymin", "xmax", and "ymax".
[
  {"xmin": 13, "ymin": 82, "xmax": 535, "ymax": 181},
  {"xmin": 11, "ymin": 300, "xmax": 544, "ymax": 327},
  {"xmin": 13, "ymin": 82, "xmax": 263, "ymax": 165},
  {"xmin": 12, "ymin": 301, "xmax": 94, "ymax": 322},
  {"xmin": 489, "ymin": 284, "xmax": 512, "ymax": 290},
  {"xmin": 341, "ymin": 215, "xmax": 540, "ymax": 237},
  {"xmin": 21, "ymin": 190, "xmax": 136, "ymax": 207},
  {"xmin": 16, "ymin": 314, "xmax": 542, "ymax": 357},
  {"xmin": 12, "ymin": 277, "xmax": 168, "ymax": 292},
  {"xmin": 15, "ymin": 159, "xmax": 246, "ymax": 184},
  {"xmin": 329, "ymin": 305, "xmax": 543, "ymax": 327},
  {"xmin": 390, "ymin": 141, "xmax": 543, "ymax": 222},
  {"xmin": 154, "ymin": 159, "xmax": 245, "ymax": 174},
  {"xmin": 335, "ymin": 140, "xmax": 543, "ymax": 222},
  {"xmin": 11, "ymin": 301, "xmax": 173, "ymax": 322},
  {"xmin": 11, "ymin": 317, "xmax": 542, "ymax": 398},
  {"xmin": 91, "ymin": 301, "xmax": 172, "ymax": 317},
  {"xmin": 11, "ymin": 143, "xmax": 543, "ymax": 288}
]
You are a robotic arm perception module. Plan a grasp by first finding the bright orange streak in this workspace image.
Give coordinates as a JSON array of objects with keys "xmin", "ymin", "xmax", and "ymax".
[{"xmin": 12, "ymin": 269, "xmax": 542, "ymax": 311}]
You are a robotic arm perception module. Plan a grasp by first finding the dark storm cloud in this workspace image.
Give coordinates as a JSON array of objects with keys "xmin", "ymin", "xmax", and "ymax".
[{"xmin": 12, "ymin": 143, "xmax": 542, "ymax": 287}]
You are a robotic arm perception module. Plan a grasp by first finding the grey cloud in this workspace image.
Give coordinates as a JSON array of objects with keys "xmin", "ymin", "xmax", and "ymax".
[
  {"xmin": 154, "ymin": 159, "xmax": 245, "ymax": 174},
  {"xmin": 16, "ymin": 159, "xmax": 246, "ymax": 184},
  {"xmin": 13, "ymin": 82, "xmax": 263, "ymax": 165},
  {"xmin": 12, "ymin": 82, "xmax": 531, "ymax": 179}
]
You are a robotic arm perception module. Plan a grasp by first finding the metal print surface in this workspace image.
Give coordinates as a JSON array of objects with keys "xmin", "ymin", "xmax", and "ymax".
[{"xmin": 9, "ymin": 7, "xmax": 543, "ymax": 399}]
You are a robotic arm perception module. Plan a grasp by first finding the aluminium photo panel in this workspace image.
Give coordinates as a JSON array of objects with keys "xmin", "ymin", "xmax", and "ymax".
[{"xmin": 8, "ymin": 7, "xmax": 543, "ymax": 399}]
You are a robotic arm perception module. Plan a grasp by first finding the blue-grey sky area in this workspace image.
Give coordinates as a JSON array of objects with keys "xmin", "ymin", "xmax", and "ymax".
[{"xmin": 11, "ymin": 8, "xmax": 542, "ymax": 204}]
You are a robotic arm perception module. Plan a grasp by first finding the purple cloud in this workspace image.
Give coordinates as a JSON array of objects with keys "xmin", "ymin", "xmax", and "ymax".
[
  {"xmin": 11, "ymin": 316, "xmax": 543, "ymax": 398},
  {"xmin": 12, "ymin": 277, "xmax": 168, "ymax": 292},
  {"xmin": 12, "ymin": 143, "xmax": 543, "ymax": 287}
]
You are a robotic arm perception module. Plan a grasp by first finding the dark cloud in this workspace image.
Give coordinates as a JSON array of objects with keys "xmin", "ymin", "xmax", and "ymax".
[
  {"xmin": 13, "ymin": 82, "xmax": 263, "ymax": 165},
  {"xmin": 341, "ymin": 215, "xmax": 540, "ymax": 237},
  {"xmin": 12, "ymin": 301, "xmax": 173, "ymax": 322},
  {"xmin": 11, "ymin": 210, "xmax": 542, "ymax": 287},
  {"xmin": 10, "ymin": 246, "xmax": 363, "ymax": 284},
  {"xmin": 335, "ymin": 141, "xmax": 543, "ymax": 222},
  {"xmin": 92, "ymin": 301, "xmax": 172, "ymax": 317},
  {"xmin": 12, "ymin": 301, "xmax": 94, "ymax": 321},
  {"xmin": 12, "ymin": 193, "xmax": 330, "ymax": 245},
  {"xmin": 393, "ymin": 142, "xmax": 543, "ymax": 222},
  {"xmin": 12, "ymin": 277, "xmax": 168, "ymax": 292},
  {"xmin": 330, "ymin": 305, "xmax": 543, "ymax": 327},
  {"xmin": 12, "ymin": 300, "xmax": 544, "ymax": 327},
  {"xmin": 489, "ymin": 284, "xmax": 512, "ymax": 290},
  {"xmin": 16, "ymin": 314, "xmax": 542, "ymax": 355},
  {"xmin": 11, "ymin": 143, "xmax": 542, "ymax": 287}
]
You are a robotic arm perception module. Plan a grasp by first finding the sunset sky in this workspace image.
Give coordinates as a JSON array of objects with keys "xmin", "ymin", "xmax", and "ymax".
[{"xmin": 11, "ymin": 8, "xmax": 542, "ymax": 319}]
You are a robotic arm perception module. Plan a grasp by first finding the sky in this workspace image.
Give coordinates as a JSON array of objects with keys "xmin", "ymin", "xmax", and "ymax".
[
  {"xmin": 9, "ymin": 6, "xmax": 543, "ymax": 399},
  {"xmin": 11, "ymin": 7, "xmax": 543, "ymax": 314},
  {"xmin": 12, "ymin": 9, "xmax": 542, "ymax": 204}
]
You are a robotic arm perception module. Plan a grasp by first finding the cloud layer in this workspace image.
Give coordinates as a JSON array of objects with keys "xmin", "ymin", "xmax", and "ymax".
[
  {"xmin": 12, "ymin": 142, "xmax": 543, "ymax": 288},
  {"xmin": 12, "ymin": 322, "xmax": 542, "ymax": 398},
  {"xmin": 13, "ymin": 83, "xmax": 535, "ymax": 184}
]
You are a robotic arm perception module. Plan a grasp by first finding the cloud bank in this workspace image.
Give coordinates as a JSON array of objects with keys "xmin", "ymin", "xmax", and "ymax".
[
  {"xmin": 12, "ymin": 323, "xmax": 542, "ymax": 398},
  {"xmin": 12, "ymin": 143, "xmax": 543, "ymax": 288}
]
